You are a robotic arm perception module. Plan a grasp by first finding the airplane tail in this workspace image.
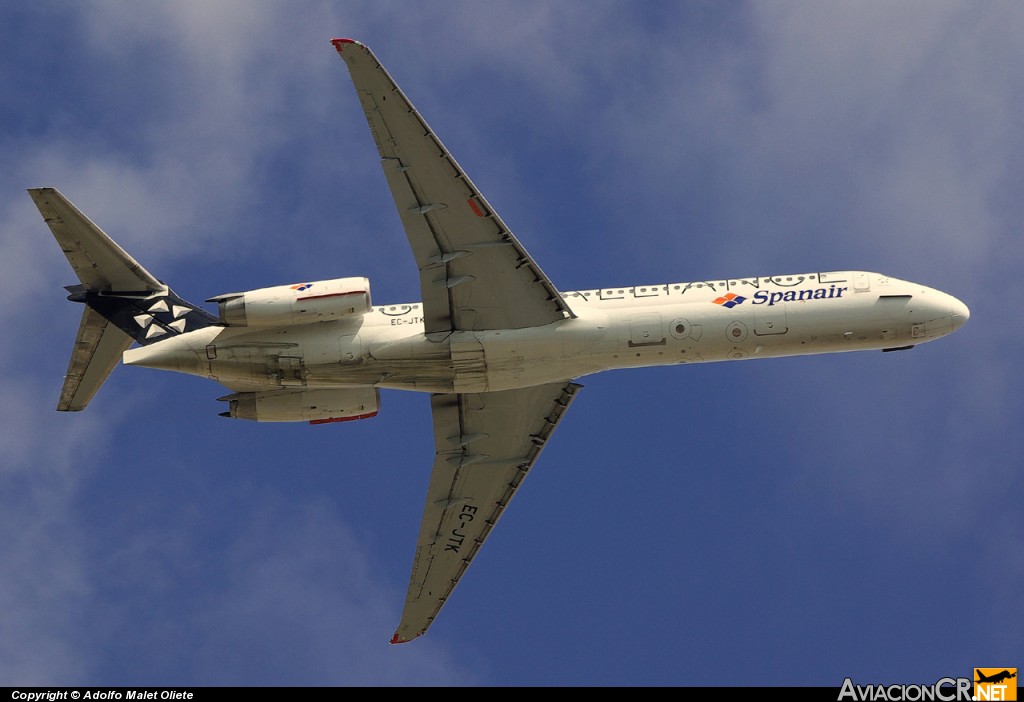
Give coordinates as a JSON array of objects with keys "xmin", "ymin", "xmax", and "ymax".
[{"xmin": 28, "ymin": 187, "xmax": 218, "ymax": 411}]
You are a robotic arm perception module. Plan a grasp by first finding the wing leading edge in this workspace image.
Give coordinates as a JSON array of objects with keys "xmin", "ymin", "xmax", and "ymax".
[
  {"xmin": 392, "ymin": 381, "xmax": 582, "ymax": 643},
  {"xmin": 331, "ymin": 38, "xmax": 574, "ymax": 334}
]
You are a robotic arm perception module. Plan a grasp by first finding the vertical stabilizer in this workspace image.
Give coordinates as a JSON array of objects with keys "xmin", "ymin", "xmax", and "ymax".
[{"xmin": 29, "ymin": 187, "xmax": 218, "ymax": 410}]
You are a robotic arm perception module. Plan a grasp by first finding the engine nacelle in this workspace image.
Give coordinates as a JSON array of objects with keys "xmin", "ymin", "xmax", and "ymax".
[
  {"xmin": 218, "ymin": 387, "xmax": 380, "ymax": 423},
  {"xmin": 208, "ymin": 277, "xmax": 372, "ymax": 327}
]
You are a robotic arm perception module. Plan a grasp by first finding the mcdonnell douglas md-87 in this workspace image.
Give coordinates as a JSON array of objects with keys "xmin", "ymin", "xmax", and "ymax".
[{"xmin": 30, "ymin": 39, "xmax": 969, "ymax": 643}]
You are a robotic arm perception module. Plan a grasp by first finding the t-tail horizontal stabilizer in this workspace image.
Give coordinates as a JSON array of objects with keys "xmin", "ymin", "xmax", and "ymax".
[{"xmin": 28, "ymin": 187, "xmax": 218, "ymax": 411}]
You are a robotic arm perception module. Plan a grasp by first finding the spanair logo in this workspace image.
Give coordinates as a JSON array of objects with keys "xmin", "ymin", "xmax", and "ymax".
[
  {"xmin": 712, "ymin": 293, "xmax": 746, "ymax": 308},
  {"xmin": 975, "ymin": 668, "xmax": 1017, "ymax": 701},
  {"xmin": 713, "ymin": 285, "xmax": 851, "ymax": 308},
  {"xmin": 291, "ymin": 283, "xmax": 313, "ymax": 291}
]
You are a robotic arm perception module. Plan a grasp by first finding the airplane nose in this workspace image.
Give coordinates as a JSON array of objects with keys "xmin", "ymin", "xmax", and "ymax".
[{"xmin": 949, "ymin": 296, "xmax": 970, "ymax": 332}]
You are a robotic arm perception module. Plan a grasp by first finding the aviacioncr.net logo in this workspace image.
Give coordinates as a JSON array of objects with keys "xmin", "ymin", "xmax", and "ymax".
[
  {"xmin": 974, "ymin": 668, "xmax": 1017, "ymax": 701},
  {"xmin": 837, "ymin": 677, "xmax": 973, "ymax": 701}
]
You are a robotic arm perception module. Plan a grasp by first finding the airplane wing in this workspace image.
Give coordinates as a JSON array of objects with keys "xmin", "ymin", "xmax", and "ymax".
[
  {"xmin": 392, "ymin": 381, "xmax": 582, "ymax": 643},
  {"xmin": 332, "ymin": 39, "xmax": 575, "ymax": 334}
]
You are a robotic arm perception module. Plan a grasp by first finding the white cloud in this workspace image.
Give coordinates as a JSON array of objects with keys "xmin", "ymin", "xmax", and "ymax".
[{"xmin": 0, "ymin": 383, "xmax": 103, "ymax": 683}]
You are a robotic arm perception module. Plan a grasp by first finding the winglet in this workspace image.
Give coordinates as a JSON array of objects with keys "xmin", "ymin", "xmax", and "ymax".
[{"xmin": 389, "ymin": 631, "xmax": 418, "ymax": 645}]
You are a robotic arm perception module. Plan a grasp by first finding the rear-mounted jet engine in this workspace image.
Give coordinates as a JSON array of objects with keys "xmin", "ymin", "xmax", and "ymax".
[{"xmin": 208, "ymin": 277, "xmax": 371, "ymax": 326}]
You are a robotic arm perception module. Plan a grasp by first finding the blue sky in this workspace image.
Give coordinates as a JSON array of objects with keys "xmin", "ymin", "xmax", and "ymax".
[{"xmin": 1, "ymin": 1, "xmax": 1020, "ymax": 687}]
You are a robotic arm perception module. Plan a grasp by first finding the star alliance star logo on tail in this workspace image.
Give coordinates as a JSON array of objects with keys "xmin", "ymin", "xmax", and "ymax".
[
  {"xmin": 712, "ymin": 293, "xmax": 746, "ymax": 308},
  {"xmin": 132, "ymin": 296, "xmax": 194, "ymax": 340}
]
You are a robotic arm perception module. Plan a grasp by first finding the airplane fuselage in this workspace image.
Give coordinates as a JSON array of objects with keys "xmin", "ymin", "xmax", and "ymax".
[{"xmin": 124, "ymin": 270, "xmax": 969, "ymax": 401}]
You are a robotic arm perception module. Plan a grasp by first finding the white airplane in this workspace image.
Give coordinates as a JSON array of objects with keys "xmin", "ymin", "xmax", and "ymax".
[{"xmin": 30, "ymin": 38, "xmax": 969, "ymax": 644}]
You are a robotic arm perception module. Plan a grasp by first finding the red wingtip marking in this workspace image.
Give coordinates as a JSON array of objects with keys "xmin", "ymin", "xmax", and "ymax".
[
  {"xmin": 467, "ymin": 198, "xmax": 485, "ymax": 217},
  {"xmin": 331, "ymin": 38, "xmax": 357, "ymax": 52},
  {"xmin": 390, "ymin": 631, "xmax": 421, "ymax": 645}
]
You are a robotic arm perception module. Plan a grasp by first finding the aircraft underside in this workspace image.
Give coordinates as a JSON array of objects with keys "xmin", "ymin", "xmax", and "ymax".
[{"xmin": 29, "ymin": 36, "xmax": 969, "ymax": 643}]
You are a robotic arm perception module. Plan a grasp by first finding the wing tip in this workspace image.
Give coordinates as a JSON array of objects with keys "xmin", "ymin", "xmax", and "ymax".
[
  {"xmin": 330, "ymin": 37, "xmax": 360, "ymax": 53},
  {"xmin": 389, "ymin": 631, "xmax": 419, "ymax": 645},
  {"xmin": 27, "ymin": 186, "xmax": 56, "ymax": 203}
]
